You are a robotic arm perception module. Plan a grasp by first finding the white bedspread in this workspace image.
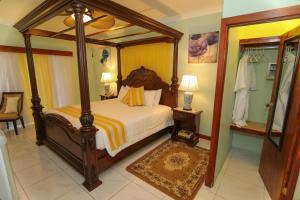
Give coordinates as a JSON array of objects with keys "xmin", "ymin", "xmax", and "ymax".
[{"xmin": 48, "ymin": 99, "xmax": 173, "ymax": 156}]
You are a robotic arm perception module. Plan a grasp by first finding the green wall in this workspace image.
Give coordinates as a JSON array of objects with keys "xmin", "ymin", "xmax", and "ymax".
[
  {"xmin": 248, "ymin": 49, "xmax": 277, "ymax": 123},
  {"xmin": 294, "ymin": 173, "xmax": 300, "ymax": 200},
  {"xmin": 167, "ymin": 12, "xmax": 222, "ymax": 136},
  {"xmin": 223, "ymin": 0, "xmax": 300, "ymax": 17}
]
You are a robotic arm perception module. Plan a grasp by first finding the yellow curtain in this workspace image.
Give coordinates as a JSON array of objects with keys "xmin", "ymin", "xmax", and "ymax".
[
  {"xmin": 19, "ymin": 54, "xmax": 54, "ymax": 111},
  {"xmin": 120, "ymin": 43, "xmax": 174, "ymax": 84}
]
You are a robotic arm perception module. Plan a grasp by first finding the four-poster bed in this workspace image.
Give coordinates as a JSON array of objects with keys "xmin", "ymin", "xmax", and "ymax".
[{"xmin": 14, "ymin": 0, "xmax": 183, "ymax": 191}]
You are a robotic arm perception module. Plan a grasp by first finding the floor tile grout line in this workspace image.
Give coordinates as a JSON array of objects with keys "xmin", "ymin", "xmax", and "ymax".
[
  {"xmin": 13, "ymin": 172, "xmax": 31, "ymax": 200},
  {"xmin": 107, "ymin": 179, "xmax": 134, "ymax": 200},
  {"xmin": 62, "ymin": 169, "xmax": 97, "ymax": 200}
]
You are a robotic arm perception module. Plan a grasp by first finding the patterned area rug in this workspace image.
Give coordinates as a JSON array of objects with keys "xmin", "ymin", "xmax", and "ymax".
[{"xmin": 127, "ymin": 139, "xmax": 209, "ymax": 200}]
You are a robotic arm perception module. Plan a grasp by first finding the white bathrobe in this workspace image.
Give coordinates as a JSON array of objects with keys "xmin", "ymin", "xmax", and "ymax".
[
  {"xmin": 272, "ymin": 52, "xmax": 296, "ymax": 132},
  {"xmin": 232, "ymin": 55, "xmax": 256, "ymax": 127}
]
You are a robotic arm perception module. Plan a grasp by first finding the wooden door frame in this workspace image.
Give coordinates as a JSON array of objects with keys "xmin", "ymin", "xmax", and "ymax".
[{"xmin": 206, "ymin": 4, "xmax": 300, "ymax": 188}]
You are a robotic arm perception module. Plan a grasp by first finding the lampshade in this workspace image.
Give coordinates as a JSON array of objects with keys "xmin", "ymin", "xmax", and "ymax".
[
  {"xmin": 101, "ymin": 72, "xmax": 113, "ymax": 83},
  {"xmin": 179, "ymin": 75, "xmax": 199, "ymax": 92}
]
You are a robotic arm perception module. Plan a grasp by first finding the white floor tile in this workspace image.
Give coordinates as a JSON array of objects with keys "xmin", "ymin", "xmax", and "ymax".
[
  {"xmin": 15, "ymin": 176, "xmax": 29, "ymax": 200},
  {"xmin": 217, "ymin": 173, "xmax": 264, "ymax": 200},
  {"xmin": 110, "ymin": 182, "xmax": 160, "ymax": 200},
  {"xmin": 6, "ymin": 126, "xmax": 271, "ymax": 200},
  {"xmin": 89, "ymin": 168, "xmax": 130, "ymax": 200},
  {"xmin": 195, "ymin": 186, "xmax": 215, "ymax": 200},
  {"xmin": 56, "ymin": 186, "xmax": 94, "ymax": 200},
  {"xmin": 10, "ymin": 151, "xmax": 51, "ymax": 172},
  {"xmin": 24, "ymin": 172, "xmax": 77, "ymax": 200},
  {"xmin": 134, "ymin": 178, "xmax": 166, "ymax": 199},
  {"xmin": 15, "ymin": 160, "xmax": 62, "ymax": 187}
]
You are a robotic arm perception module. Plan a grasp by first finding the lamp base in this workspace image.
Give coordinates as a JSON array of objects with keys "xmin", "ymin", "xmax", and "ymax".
[
  {"xmin": 104, "ymin": 84, "xmax": 110, "ymax": 96},
  {"xmin": 183, "ymin": 92, "xmax": 193, "ymax": 110}
]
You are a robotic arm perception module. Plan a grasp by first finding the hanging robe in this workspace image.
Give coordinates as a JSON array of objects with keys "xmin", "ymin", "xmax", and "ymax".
[
  {"xmin": 232, "ymin": 54, "xmax": 256, "ymax": 127},
  {"xmin": 272, "ymin": 52, "xmax": 296, "ymax": 132}
]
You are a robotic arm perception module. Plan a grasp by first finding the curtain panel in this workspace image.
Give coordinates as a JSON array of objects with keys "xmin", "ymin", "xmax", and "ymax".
[
  {"xmin": 0, "ymin": 52, "xmax": 76, "ymax": 124},
  {"xmin": 120, "ymin": 43, "xmax": 174, "ymax": 84}
]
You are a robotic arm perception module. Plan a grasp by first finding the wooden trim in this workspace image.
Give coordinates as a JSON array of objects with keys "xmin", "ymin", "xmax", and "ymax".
[
  {"xmin": 79, "ymin": 0, "xmax": 183, "ymax": 39},
  {"xmin": 198, "ymin": 133, "xmax": 211, "ymax": 141},
  {"xmin": 96, "ymin": 30, "xmax": 152, "ymax": 42},
  {"xmin": 14, "ymin": 0, "xmax": 183, "ymax": 39},
  {"xmin": 86, "ymin": 24, "xmax": 134, "ymax": 37},
  {"xmin": 72, "ymin": 3, "xmax": 101, "ymax": 191},
  {"xmin": 207, "ymin": 4, "xmax": 300, "ymax": 189},
  {"xmin": 0, "ymin": 45, "xmax": 73, "ymax": 56},
  {"xmin": 239, "ymin": 36, "xmax": 280, "ymax": 46},
  {"xmin": 119, "ymin": 36, "xmax": 174, "ymax": 48},
  {"xmin": 14, "ymin": 0, "xmax": 73, "ymax": 33},
  {"xmin": 172, "ymin": 39, "xmax": 179, "ymax": 106},
  {"xmin": 29, "ymin": 29, "xmax": 117, "ymax": 47},
  {"xmin": 23, "ymin": 33, "xmax": 45, "ymax": 145},
  {"xmin": 116, "ymin": 46, "xmax": 122, "ymax": 92},
  {"xmin": 285, "ymin": 125, "xmax": 300, "ymax": 200}
]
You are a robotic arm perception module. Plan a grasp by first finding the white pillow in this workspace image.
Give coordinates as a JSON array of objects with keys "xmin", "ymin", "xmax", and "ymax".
[
  {"xmin": 144, "ymin": 90, "xmax": 156, "ymax": 107},
  {"xmin": 118, "ymin": 86, "xmax": 129, "ymax": 100},
  {"xmin": 153, "ymin": 89, "xmax": 162, "ymax": 106},
  {"xmin": 4, "ymin": 97, "xmax": 19, "ymax": 113}
]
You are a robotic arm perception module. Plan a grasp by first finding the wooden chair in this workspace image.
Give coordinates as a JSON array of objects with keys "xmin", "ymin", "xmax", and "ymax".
[{"xmin": 0, "ymin": 92, "xmax": 25, "ymax": 135}]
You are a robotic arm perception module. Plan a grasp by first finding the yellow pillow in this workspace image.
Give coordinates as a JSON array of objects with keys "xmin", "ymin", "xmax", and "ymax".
[
  {"xmin": 121, "ymin": 90, "xmax": 130, "ymax": 104},
  {"xmin": 4, "ymin": 97, "xmax": 19, "ymax": 113},
  {"xmin": 128, "ymin": 87, "xmax": 144, "ymax": 106}
]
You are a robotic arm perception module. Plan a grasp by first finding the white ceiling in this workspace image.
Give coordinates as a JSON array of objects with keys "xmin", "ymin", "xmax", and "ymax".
[{"xmin": 0, "ymin": 0, "xmax": 223, "ymax": 26}]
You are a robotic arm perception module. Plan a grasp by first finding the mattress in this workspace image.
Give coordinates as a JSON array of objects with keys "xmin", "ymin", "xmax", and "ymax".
[{"xmin": 48, "ymin": 99, "xmax": 173, "ymax": 156}]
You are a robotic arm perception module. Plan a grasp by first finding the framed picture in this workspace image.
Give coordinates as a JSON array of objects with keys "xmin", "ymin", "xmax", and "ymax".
[
  {"xmin": 267, "ymin": 63, "xmax": 277, "ymax": 80},
  {"xmin": 188, "ymin": 31, "xmax": 219, "ymax": 63}
]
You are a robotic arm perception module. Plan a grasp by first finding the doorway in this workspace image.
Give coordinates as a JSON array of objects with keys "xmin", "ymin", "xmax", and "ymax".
[{"xmin": 206, "ymin": 5, "xmax": 300, "ymax": 200}]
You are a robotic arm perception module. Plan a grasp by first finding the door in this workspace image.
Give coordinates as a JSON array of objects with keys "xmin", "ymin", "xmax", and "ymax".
[{"xmin": 259, "ymin": 26, "xmax": 300, "ymax": 200}]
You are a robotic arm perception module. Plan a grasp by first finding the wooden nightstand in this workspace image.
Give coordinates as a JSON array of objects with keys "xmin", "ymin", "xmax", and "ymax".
[
  {"xmin": 100, "ymin": 95, "xmax": 117, "ymax": 101},
  {"xmin": 172, "ymin": 107, "xmax": 203, "ymax": 146}
]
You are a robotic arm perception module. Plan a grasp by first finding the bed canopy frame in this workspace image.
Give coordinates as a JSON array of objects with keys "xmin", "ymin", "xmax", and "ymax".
[{"xmin": 14, "ymin": 0, "xmax": 183, "ymax": 191}]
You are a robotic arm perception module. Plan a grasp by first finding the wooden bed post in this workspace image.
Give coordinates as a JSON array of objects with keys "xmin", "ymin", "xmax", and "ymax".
[
  {"xmin": 72, "ymin": 2, "xmax": 101, "ymax": 191},
  {"xmin": 172, "ymin": 39, "xmax": 179, "ymax": 105},
  {"xmin": 116, "ymin": 45, "xmax": 122, "ymax": 92},
  {"xmin": 23, "ymin": 32, "xmax": 45, "ymax": 145}
]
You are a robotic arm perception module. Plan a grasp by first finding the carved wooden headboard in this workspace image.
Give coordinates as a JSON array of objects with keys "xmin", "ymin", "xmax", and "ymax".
[{"xmin": 121, "ymin": 66, "xmax": 177, "ymax": 108}]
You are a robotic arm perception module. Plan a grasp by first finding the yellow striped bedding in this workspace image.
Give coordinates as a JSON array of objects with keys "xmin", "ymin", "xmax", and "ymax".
[{"xmin": 56, "ymin": 106, "xmax": 126, "ymax": 151}]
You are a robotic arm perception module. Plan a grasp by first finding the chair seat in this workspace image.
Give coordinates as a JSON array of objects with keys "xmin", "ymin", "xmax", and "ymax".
[{"xmin": 0, "ymin": 113, "xmax": 19, "ymax": 120}]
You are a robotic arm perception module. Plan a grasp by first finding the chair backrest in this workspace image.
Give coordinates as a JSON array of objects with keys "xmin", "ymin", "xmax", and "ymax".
[{"xmin": 0, "ymin": 92, "xmax": 24, "ymax": 116}]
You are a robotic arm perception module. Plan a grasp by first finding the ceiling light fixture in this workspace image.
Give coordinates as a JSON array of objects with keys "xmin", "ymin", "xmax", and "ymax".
[
  {"xmin": 71, "ymin": 13, "xmax": 92, "ymax": 23},
  {"xmin": 63, "ymin": 9, "xmax": 115, "ymax": 29}
]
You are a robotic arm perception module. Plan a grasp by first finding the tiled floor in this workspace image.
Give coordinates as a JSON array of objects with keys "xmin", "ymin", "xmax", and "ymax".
[{"xmin": 3, "ymin": 126, "xmax": 271, "ymax": 200}]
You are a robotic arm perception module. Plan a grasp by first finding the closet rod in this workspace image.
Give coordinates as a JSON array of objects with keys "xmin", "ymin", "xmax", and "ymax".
[{"xmin": 243, "ymin": 45, "xmax": 279, "ymax": 50}]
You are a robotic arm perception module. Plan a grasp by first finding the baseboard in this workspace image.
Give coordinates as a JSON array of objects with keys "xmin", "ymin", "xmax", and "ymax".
[
  {"xmin": 198, "ymin": 133, "xmax": 211, "ymax": 141},
  {"xmin": 3, "ymin": 122, "xmax": 34, "ymax": 130}
]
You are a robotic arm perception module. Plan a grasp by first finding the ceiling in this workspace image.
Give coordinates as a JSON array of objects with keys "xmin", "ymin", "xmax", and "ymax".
[{"xmin": 0, "ymin": 0, "xmax": 223, "ymax": 26}]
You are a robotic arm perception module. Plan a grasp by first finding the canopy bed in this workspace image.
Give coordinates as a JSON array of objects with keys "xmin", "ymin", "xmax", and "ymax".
[{"xmin": 14, "ymin": 0, "xmax": 183, "ymax": 191}]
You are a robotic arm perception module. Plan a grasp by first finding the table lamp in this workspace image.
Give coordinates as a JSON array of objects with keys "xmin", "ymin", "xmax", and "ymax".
[
  {"xmin": 179, "ymin": 75, "xmax": 199, "ymax": 110},
  {"xmin": 101, "ymin": 72, "xmax": 113, "ymax": 96}
]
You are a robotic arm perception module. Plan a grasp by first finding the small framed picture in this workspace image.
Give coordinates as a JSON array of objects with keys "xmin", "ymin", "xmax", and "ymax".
[{"xmin": 267, "ymin": 63, "xmax": 277, "ymax": 80}]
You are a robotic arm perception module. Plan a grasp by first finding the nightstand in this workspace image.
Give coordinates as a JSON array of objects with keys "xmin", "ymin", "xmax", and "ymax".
[
  {"xmin": 172, "ymin": 107, "xmax": 203, "ymax": 146},
  {"xmin": 100, "ymin": 95, "xmax": 117, "ymax": 101}
]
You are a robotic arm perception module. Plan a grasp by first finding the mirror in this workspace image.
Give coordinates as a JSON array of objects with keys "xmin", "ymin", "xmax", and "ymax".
[{"xmin": 268, "ymin": 37, "xmax": 299, "ymax": 148}]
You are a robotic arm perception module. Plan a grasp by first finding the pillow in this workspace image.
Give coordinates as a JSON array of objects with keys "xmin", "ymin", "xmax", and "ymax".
[
  {"xmin": 128, "ymin": 87, "xmax": 144, "ymax": 106},
  {"xmin": 153, "ymin": 89, "xmax": 162, "ymax": 106},
  {"xmin": 4, "ymin": 97, "xmax": 19, "ymax": 113},
  {"xmin": 121, "ymin": 90, "xmax": 130, "ymax": 104},
  {"xmin": 118, "ymin": 86, "xmax": 129, "ymax": 100},
  {"xmin": 144, "ymin": 90, "xmax": 156, "ymax": 107}
]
